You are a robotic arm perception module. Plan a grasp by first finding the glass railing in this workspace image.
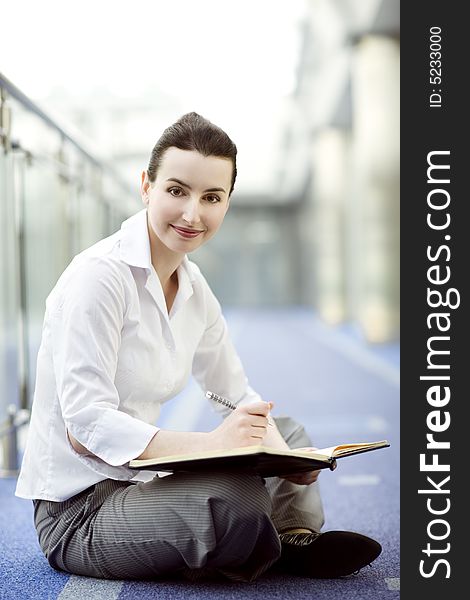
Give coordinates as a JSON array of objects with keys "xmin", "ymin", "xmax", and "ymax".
[{"xmin": 0, "ymin": 73, "xmax": 138, "ymax": 474}]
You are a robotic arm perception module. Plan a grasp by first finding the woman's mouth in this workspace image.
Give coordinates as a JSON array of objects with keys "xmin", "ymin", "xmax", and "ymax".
[{"xmin": 170, "ymin": 224, "xmax": 204, "ymax": 239}]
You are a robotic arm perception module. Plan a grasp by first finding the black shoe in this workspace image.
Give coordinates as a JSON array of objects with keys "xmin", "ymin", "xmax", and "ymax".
[{"xmin": 276, "ymin": 530, "xmax": 382, "ymax": 578}]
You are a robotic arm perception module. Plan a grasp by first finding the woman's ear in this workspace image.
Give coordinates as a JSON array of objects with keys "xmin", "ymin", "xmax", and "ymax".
[{"xmin": 141, "ymin": 171, "xmax": 150, "ymax": 206}]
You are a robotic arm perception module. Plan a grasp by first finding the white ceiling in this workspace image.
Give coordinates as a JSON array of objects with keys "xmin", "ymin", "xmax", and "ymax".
[
  {"xmin": 1, "ymin": 0, "xmax": 399, "ymax": 202},
  {"xmin": 1, "ymin": 0, "xmax": 307, "ymax": 196}
]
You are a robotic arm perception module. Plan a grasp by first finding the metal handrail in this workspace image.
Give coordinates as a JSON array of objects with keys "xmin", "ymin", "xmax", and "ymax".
[
  {"xmin": 0, "ymin": 71, "xmax": 134, "ymax": 196},
  {"xmin": 0, "ymin": 72, "xmax": 136, "ymax": 476}
]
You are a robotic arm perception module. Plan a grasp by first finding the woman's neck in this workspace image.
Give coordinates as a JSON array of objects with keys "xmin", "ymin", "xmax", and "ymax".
[{"xmin": 152, "ymin": 251, "xmax": 181, "ymax": 289}]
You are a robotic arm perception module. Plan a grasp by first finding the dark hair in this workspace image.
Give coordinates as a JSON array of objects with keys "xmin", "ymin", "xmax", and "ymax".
[{"xmin": 147, "ymin": 112, "xmax": 237, "ymax": 195}]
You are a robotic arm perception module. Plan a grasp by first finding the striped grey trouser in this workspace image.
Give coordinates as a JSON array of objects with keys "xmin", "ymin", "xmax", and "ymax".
[{"xmin": 33, "ymin": 417, "xmax": 324, "ymax": 582}]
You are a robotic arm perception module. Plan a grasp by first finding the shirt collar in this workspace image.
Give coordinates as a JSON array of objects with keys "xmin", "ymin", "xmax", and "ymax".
[
  {"xmin": 119, "ymin": 208, "xmax": 153, "ymax": 271},
  {"xmin": 174, "ymin": 256, "xmax": 195, "ymax": 309}
]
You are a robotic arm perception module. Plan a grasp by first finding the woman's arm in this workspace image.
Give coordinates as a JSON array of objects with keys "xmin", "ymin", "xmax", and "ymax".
[
  {"xmin": 69, "ymin": 400, "xmax": 272, "ymax": 461},
  {"xmin": 55, "ymin": 258, "xmax": 158, "ymax": 467},
  {"xmin": 67, "ymin": 431, "xmax": 92, "ymax": 455},
  {"xmin": 137, "ymin": 400, "xmax": 272, "ymax": 459}
]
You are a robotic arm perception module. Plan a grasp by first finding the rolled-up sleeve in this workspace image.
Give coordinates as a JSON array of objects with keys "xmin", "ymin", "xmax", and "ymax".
[
  {"xmin": 51, "ymin": 257, "xmax": 158, "ymax": 467},
  {"xmin": 191, "ymin": 280, "xmax": 261, "ymax": 418}
]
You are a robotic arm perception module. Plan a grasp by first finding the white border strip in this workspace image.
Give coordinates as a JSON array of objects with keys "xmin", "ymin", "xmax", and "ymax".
[
  {"xmin": 58, "ymin": 576, "xmax": 123, "ymax": 600},
  {"xmin": 385, "ymin": 577, "xmax": 400, "ymax": 590}
]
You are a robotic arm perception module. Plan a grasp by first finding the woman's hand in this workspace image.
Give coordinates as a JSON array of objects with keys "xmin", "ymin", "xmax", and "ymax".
[
  {"xmin": 208, "ymin": 401, "xmax": 273, "ymax": 450},
  {"xmin": 281, "ymin": 470, "xmax": 321, "ymax": 485},
  {"xmin": 137, "ymin": 403, "xmax": 271, "ymax": 460},
  {"xmin": 280, "ymin": 446, "xmax": 322, "ymax": 486}
]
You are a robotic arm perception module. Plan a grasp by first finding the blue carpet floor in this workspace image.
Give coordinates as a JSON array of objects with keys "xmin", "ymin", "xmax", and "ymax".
[{"xmin": 0, "ymin": 308, "xmax": 399, "ymax": 599}]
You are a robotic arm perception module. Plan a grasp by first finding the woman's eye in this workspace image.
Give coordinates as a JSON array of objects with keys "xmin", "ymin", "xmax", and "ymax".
[
  {"xmin": 168, "ymin": 187, "xmax": 184, "ymax": 197},
  {"xmin": 205, "ymin": 194, "xmax": 221, "ymax": 204}
]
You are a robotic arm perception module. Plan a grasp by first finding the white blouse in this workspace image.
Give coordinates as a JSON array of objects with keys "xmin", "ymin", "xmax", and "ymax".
[{"xmin": 15, "ymin": 209, "xmax": 261, "ymax": 501}]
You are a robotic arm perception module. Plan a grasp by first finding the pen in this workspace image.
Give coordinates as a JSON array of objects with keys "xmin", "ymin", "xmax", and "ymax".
[{"xmin": 206, "ymin": 390, "xmax": 274, "ymax": 426}]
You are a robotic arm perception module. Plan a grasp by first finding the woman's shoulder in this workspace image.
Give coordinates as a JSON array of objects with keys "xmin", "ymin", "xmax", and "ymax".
[
  {"xmin": 47, "ymin": 236, "xmax": 132, "ymax": 309},
  {"xmin": 68, "ymin": 242, "xmax": 128, "ymax": 285}
]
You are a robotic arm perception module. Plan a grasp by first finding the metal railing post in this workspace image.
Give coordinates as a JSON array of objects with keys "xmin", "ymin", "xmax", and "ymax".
[
  {"xmin": 0, "ymin": 405, "xmax": 30, "ymax": 477},
  {"xmin": 1, "ymin": 405, "xmax": 19, "ymax": 476}
]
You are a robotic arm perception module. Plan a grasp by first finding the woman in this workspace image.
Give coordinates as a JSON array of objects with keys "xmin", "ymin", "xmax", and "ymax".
[{"xmin": 16, "ymin": 112, "xmax": 381, "ymax": 582}]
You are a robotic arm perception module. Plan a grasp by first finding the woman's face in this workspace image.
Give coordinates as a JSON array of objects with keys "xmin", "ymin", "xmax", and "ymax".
[{"xmin": 142, "ymin": 147, "xmax": 232, "ymax": 256}]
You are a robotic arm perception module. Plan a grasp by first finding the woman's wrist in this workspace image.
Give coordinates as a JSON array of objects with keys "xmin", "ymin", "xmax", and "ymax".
[
  {"xmin": 136, "ymin": 429, "xmax": 212, "ymax": 460},
  {"xmin": 261, "ymin": 420, "xmax": 290, "ymax": 450}
]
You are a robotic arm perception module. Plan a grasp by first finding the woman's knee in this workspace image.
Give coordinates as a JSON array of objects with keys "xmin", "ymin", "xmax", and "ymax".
[
  {"xmin": 207, "ymin": 472, "xmax": 269, "ymax": 506},
  {"xmin": 274, "ymin": 416, "xmax": 312, "ymax": 448},
  {"xmin": 132, "ymin": 471, "xmax": 274, "ymax": 547},
  {"xmin": 200, "ymin": 473, "xmax": 279, "ymax": 569},
  {"xmin": 202, "ymin": 473, "xmax": 272, "ymax": 536}
]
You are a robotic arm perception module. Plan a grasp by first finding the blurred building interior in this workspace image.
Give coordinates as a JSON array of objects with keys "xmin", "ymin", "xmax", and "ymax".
[{"xmin": 1, "ymin": 0, "xmax": 399, "ymax": 473}]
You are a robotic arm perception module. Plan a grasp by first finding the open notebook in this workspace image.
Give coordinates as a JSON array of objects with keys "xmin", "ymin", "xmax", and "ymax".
[{"xmin": 129, "ymin": 440, "xmax": 390, "ymax": 478}]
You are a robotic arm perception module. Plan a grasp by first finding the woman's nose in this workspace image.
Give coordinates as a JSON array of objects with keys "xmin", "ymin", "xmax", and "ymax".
[{"xmin": 182, "ymin": 198, "xmax": 201, "ymax": 224}]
